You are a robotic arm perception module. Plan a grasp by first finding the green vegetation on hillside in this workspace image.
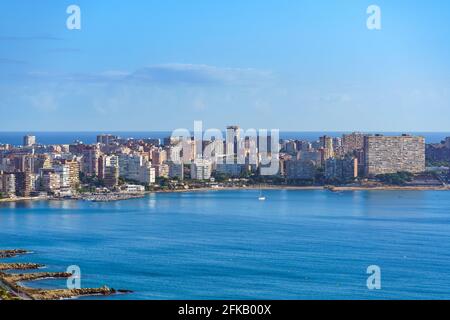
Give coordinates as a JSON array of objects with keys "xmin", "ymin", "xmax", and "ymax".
[{"xmin": 376, "ymin": 172, "xmax": 414, "ymax": 185}]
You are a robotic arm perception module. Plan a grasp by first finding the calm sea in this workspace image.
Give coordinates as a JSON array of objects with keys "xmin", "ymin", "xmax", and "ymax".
[
  {"xmin": 1, "ymin": 190, "xmax": 450, "ymax": 300},
  {"xmin": 0, "ymin": 131, "xmax": 449, "ymax": 145}
]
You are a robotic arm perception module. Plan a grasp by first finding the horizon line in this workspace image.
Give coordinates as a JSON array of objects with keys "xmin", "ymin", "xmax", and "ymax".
[{"xmin": 1, "ymin": 130, "xmax": 450, "ymax": 133}]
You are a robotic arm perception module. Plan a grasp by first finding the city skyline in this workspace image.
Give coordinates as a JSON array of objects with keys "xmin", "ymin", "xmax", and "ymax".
[{"xmin": 1, "ymin": 0, "xmax": 450, "ymax": 131}]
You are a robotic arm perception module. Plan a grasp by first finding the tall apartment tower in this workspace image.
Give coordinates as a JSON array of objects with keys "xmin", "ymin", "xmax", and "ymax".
[
  {"xmin": 320, "ymin": 136, "xmax": 334, "ymax": 161},
  {"xmin": 342, "ymin": 132, "xmax": 366, "ymax": 153},
  {"xmin": 226, "ymin": 126, "xmax": 241, "ymax": 156},
  {"xmin": 364, "ymin": 135, "xmax": 425, "ymax": 176}
]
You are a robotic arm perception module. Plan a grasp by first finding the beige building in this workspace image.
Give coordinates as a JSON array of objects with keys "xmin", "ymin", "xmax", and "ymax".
[
  {"xmin": 0, "ymin": 172, "xmax": 16, "ymax": 197},
  {"xmin": 342, "ymin": 132, "xmax": 366, "ymax": 153},
  {"xmin": 364, "ymin": 135, "xmax": 425, "ymax": 176},
  {"xmin": 320, "ymin": 136, "xmax": 334, "ymax": 161}
]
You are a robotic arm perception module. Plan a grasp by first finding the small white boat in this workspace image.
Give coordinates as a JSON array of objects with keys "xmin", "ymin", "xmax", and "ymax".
[{"xmin": 258, "ymin": 185, "xmax": 266, "ymax": 201}]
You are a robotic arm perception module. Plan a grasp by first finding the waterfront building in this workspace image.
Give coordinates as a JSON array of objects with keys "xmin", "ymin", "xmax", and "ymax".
[
  {"xmin": 364, "ymin": 135, "xmax": 425, "ymax": 176},
  {"xmin": 191, "ymin": 159, "xmax": 212, "ymax": 180},
  {"xmin": 0, "ymin": 172, "xmax": 16, "ymax": 198},
  {"xmin": 215, "ymin": 162, "xmax": 245, "ymax": 177},
  {"xmin": 53, "ymin": 163, "xmax": 70, "ymax": 189},
  {"xmin": 29, "ymin": 172, "xmax": 40, "ymax": 193},
  {"xmin": 297, "ymin": 151, "xmax": 322, "ymax": 165},
  {"xmin": 278, "ymin": 154, "xmax": 293, "ymax": 177},
  {"xmin": 285, "ymin": 160, "xmax": 316, "ymax": 180},
  {"xmin": 98, "ymin": 155, "xmax": 119, "ymax": 180},
  {"xmin": 154, "ymin": 163, "xmax": 169, "ymax": 178},
  {"xmin": 138, "ymin": 162, "xmax": 156, "ymax": 186},
  {"xmin": 104, "ymin": 165, "xmax": 119, "ymax": 189},
  {"xmin": 14, "ymin": 171, "xmax": 32, "ymax": 197},
  {"xmin": 325, "ymin": 155, "xmax": 358, "ymax": 182},
  {"xmin": 59, "ymin": 158, "xmax": 80, "ymax": 189},
  {"xmin": 40, "ymin": 168, "xmax": 61, "ymax": 193},
  {"xmin": 119, "ymin": 154, "xmax": 144, "ymax": 181},
  {"xmin": 122, "ymin": 184, "xmax": 145, "ymax": 193},
  {"xmin": 168, "ymin": 161, "xmax": 184, "ymax": 180}
]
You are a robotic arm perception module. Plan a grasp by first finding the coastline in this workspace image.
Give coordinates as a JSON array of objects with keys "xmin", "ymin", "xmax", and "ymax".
[
  {"xmin": 328, "ymin": 185, "xmax": 450, "ymax": 191},
  {"xmin": 0, "ymin": 250, "xmax": 131, "ymax": 300},
  {"xmin": 2, "ymin": 185, "xmax": 450, "ymax": 204},
  {"xmin": 163, "ymin": 185, "xmax": 450, "ymax": 192},
  {"xmin": 0, "ymin": 196, "xmax": 48, "ymax": 203},
  {"xmin": 151, "ymin": 185, "xmax": 324, "ymax": 194}
]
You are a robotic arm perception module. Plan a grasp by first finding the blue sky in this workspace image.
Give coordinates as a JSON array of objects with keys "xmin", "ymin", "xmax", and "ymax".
[{"xmin": 1, "ymin": 0, "xmax": 450, "ymax": 131}]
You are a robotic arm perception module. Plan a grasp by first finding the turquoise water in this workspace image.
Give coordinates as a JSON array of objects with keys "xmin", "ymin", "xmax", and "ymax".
[{"xmin": 1, "ymin": 190, "xmax": 450, "ymax": 300}]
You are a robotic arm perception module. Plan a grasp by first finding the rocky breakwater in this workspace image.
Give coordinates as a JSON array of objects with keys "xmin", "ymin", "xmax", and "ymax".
[
  {"xmin": 0, "ymin": 249, "xmax": 29, "ymax": 259},
  {"xmin": 79, "ymin": 192, "xmax": 146, "ymax": 202},
  {"xmin": 0, "ymin": 249, "xmax": 132, "ymax": 300}
]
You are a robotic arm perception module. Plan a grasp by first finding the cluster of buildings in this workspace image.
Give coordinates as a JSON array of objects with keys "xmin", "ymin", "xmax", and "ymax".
[
  {"xmin": 0, "ymin": 129, "xmax": 435, "ymax": 199},
  {"xmin": 280, "ymin": 133, "xmax": 426, "ymax": 183}
]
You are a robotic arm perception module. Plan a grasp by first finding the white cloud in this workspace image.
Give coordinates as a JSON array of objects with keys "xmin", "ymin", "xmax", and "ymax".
[{"xmin": 17, "ymin": 64, "xmax": 273, "ymax": 87}]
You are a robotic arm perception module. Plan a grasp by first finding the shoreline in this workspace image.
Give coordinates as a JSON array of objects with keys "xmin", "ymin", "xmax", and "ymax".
[
  {"xmin": 0, "ymin": 250, "xmax": 131, "ymax": 300},
  {"xmin": 2, "ymin": 185, "xmax": 450, "ymax": 204},
  {"xmin": 154, "ymin": 185, "xmax": 450, "ymax": 192}
]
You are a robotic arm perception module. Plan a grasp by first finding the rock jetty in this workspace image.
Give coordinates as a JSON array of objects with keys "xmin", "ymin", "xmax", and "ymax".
[
  {"xmin": 0, "ymin": 249, "xmax": 132, "ymax": 300},
  {"xmin": 0, "ymin": 263, "xmax": 44, "ymax": 271},
  {"xmin": 78, "ymin": 193, "xmax": 145, "ymax": 202},
  {"xmin": 0, "ymin": 249, "xmax": 29, "ymax": 259}
]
